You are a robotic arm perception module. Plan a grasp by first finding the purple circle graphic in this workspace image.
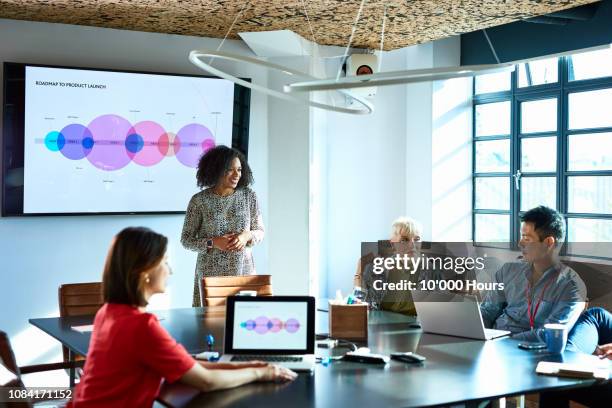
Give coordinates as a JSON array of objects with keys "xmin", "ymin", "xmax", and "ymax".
[
  {"xmin": 285, "ymin": 318, "xmax": 300, "ymax": 334},
  {"xmin": 254, "ymin": 316, "xmax": 269, "ymax": 335},
  {"xmin": 86, "ymin": 114, "xmax": 133, "ymax": 171},
  {"xmin": 175, "ymin": 123, "xmax": 214, "ymax": 168},
  {"xmin": 245, "ymin": 320, "xmax": 256, "ymax": 330},
  {"xmin": 128, "ymin": 121, "xmax": 167, "ymax": 166},
  {"xmin": 59, "ymin": 124, "xmax": 94, "ymax": 160}
]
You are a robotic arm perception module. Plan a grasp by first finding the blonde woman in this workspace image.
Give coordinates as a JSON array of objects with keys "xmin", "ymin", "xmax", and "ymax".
[{"xmin": 354, "ymin": 217, "xmax": 424, "ymax": 315}]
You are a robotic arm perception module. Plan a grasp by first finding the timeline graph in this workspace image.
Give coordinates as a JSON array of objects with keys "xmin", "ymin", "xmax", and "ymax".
[
  {"xmin": 23, "ymin": 65, "xmax": 235, "ymax": 213},
  {"xmin": 240, "ymin": 317, "xmax": 301, "ymax": 334},
  {"xmin": 41, "ymin": 115, "xmax": 215, "ymax": 171}
]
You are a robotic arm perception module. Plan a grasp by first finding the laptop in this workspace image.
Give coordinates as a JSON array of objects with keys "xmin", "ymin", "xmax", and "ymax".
[
  {"xmin": 414, "ymin": 293, "xmax": 510, "ymax": 340},
  {"xmin": 219, "ymin": 296, "xmax": 316, "ymax": 372}
]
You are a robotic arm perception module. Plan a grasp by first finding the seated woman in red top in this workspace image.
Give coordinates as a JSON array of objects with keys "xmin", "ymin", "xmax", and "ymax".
[{"xmin": 69, "ymin": 227, "xmax": 296, "ymax": 407}]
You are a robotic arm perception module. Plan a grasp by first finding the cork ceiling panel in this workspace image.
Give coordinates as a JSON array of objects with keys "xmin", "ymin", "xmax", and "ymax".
[{"xmin": 0, "ymin": 0, "xmax": 601, "ymax": 50}]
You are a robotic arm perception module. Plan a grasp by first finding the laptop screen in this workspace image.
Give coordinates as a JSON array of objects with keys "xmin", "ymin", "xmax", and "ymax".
[{"xmin": 225, "ymin": 296, "xmax": 315, "ymax": 354}]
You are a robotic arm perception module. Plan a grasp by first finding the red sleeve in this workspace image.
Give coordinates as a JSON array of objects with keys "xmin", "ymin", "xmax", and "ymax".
[{"xmin": 138, "ymin": 314, "xmax": 196, "ymax": 383}]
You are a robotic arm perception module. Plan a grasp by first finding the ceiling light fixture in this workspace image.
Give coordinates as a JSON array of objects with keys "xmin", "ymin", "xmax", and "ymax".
[
  {"xmin": 284, "ymin": 63, "xmax": 515, "ymax": 93},
  {"xmin": 189, "ymin": 50, "xmax": 374, "ymax": 115},
  {"xmin": 189, "ymin": 0, "xmax": 515, "ymax": 114}
]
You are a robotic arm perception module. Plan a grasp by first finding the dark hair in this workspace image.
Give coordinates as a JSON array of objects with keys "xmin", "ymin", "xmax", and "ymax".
[
  {"xmin": 520, "ymin": 205, "xmax": 565, "ymax": 244},
  {"xmin": 356, "ymin": 64, "xmax": 373, "ymax": 75},
  {"xmin": 196, "ymin": 145, "xmax": 253, "ymax": 189},
  {"xmin": 103, "ymin": 227, "xmax": 168, "ymax": 306}
]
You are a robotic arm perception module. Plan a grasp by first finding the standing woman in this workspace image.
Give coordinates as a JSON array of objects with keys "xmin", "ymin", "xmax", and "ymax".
[{"xmin": 181, "ymin": 145, "xmax": 264, "ymax": 307}]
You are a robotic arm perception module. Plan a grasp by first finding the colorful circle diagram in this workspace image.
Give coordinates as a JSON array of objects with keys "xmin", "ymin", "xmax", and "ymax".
[
  {"xmin": 127, "ymin": 121, "xmax": 167, "ymax": 167},
  {"xmin": 175, "ymin": 123, "xmax": 215, "ymax": 168},
  {"xmin": 240, "ymin": 317, "xmax": 301, "ymax": 334},
  {"xmin": 87, "ymin": 114, "xmax": 133, "ymax": 171},
  {"xmin": 41, "ymin": 114, "xmax": 216, "ymax": 171}
]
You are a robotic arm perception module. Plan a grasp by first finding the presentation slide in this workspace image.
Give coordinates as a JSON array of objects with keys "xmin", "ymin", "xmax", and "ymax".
[
  {"xmin": 233, "ymin": 301, "xmax": 308, "ymax": 350},
  {"xmin": 23, "ymin": 66, "xmax": 235, "ymax": 213}
]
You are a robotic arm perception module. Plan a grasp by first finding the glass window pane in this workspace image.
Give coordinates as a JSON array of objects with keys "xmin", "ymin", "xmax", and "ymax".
[
  {"xmin": 520, "ymin": 98, "xmax": 557, "ymax": 134},
  {"xmin": 518, "ymin": 57, "xmax": 559, "ymax": 87},
  {"xmin": 568, "ymin": 176, "xmax": 612, "ymax": 214},
  {"xmin": 520, "ymin": 177, "xmax": 556, "ymax": 211},
  {"xmin": 521, "ymin": 137, "xmax": 556, "ymax": 172},
  {"xmin": 567, "ymin": 218, "xmax": 612, "ymax": 242},
  {"xmin": 475, "ymin": 71, "xmax": 511, "ymax": 94},
  {"xmin": 568, "ymin": 48, "xmax": 612, "ymax": 81},
  {"xmin": 569, "ymin": 88, "xmax": 612, "ymax": 130},
  {"xmin": 475, "ymin": 214, "xmax": 510, "ymax": 242},
  {"xmin": 476, "ymin": 139, "xmax": 510, "ymax": 172},
  {"xmin": 475, "ymin": 177, "xmax": 510, "ymax": 210},
  {"xmin": 475, "ymin": 101, "xmax": 511, "ymax": 137},
  {"xmin": 568, "ymin": 132, "xmax": 612, "ymax": 171}
]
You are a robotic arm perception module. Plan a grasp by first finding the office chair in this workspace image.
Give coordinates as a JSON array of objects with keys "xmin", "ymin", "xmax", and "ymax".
[
  {"xmin": 200, "ymin": 275, "xmax": 272, "ymax": 306},
  {"xmin": 0, "ymin": 330, "xmax": 82, "ymax": 408},
  {"xmin": 58, "ymin": 282, "xmax": 104, "ymax": 363}
]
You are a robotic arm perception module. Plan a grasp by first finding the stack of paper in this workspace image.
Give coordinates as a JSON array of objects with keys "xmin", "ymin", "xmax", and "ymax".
[
  {"xmin": 536, "ymin": 361, "xmax": 609, "ymax": 380},
  {"xmin": 71, "ymin": 324, "xmax": 94, "ymax": 333}
]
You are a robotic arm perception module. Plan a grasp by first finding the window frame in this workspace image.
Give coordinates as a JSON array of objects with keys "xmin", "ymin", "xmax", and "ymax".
[{"xmin": 472, "ymin": 55, "xmax": 612, "ymax": 258}]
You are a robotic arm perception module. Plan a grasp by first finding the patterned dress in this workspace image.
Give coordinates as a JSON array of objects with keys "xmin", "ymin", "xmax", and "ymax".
[{"xmin": 181, "ymin": 187, "xmax": 264, "ymax": 307}]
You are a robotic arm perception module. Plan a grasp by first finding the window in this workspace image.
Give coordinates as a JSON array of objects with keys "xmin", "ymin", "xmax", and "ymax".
[{"xmin": 473, "ymin": 48, "xmax": 612, "ymax": 254}]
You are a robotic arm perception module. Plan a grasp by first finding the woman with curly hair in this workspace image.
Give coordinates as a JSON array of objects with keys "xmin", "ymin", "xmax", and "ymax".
[{"xmin": 181, "ymin": 145, "xmax": 264, "ymax": 306}]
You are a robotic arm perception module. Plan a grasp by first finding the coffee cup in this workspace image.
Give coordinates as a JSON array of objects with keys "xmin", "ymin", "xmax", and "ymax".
[{"xmin": 543, "ymin": 323, "xmax": 567, "ymax": 354}]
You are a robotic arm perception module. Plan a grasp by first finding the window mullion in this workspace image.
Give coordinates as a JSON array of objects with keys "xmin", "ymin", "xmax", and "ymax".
[
  {"xmin": 510, "ymin": 66, "xmax": 519, "ymax": 245},
  {"xmin": 559, "ymin": 56, "xmax": 569, "ymax": 221}
]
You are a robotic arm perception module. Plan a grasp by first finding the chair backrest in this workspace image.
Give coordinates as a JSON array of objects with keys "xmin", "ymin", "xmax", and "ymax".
[
  {"xmin": 0, "ymin": 331, "xmax": 30, "ymax": 408},
  {"xmin": 0, "ymin": 331, "xmax": 20, "ymax": 379},
  {"xmin": 1, "ymin": 330, "xmax": 70, "ymax": 408},
  {"xmin": 201, "ymin": 275, "xmax": 272, "ymax": 306},
  {"xmin": 58, "ymin": 282, "xmax": 104, "ymax": 317},
  {"xmin": 58, "ymin": 282, "xmax": 104, "ymax": 362}
]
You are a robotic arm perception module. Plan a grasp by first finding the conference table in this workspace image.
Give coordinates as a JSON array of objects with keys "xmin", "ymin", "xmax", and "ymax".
[{"xmin": 29, "ymin": 307, "xmax": 609, "ymax": 407}]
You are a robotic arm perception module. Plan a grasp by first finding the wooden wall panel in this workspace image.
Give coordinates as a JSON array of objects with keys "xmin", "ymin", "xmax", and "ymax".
[{"xmin": 0, "ymin": 1, "xmax": 600, "ymax": 50}]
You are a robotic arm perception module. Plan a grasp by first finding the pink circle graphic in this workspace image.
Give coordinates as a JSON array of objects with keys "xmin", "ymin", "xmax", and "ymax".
[
  {"xmin": 202, "ymin": 138, "xmax": 216, "ymax": 153},
  {"xmin": 158, "ymin": 132, "xmax": 180, "ymax": 157},
  {"xmin": 128, "ymin": 121, "xmax": 167, "ymax": 167},
  {"xmin": 86, "ymin": 114, "xmax": 133, "ymax": 171},
  {"xmin": 269, "ymin": 318, "xmax": 282, "ymax": 333},
  {"xmin": 175, "ymin": 123, "xmax": 214, "ymax": 168}
]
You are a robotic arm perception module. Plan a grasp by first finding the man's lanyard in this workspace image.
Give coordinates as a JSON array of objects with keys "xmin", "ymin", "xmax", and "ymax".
[{"xmin": 525, "ymin": 267, "xmax": 560, "ymax": 329}]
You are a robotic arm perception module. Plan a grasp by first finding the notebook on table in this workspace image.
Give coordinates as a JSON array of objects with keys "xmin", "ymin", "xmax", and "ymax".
[{"xmin": 536, "ymin": 361, "xmax": 610, "ymax": 380}]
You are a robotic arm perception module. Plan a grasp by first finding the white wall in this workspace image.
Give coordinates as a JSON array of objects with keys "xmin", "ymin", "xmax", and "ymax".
[
  {"xmin": 405, "ymin": 44, "xmax": 434, "ymax": 240},
  {"xmin": 431, "ymin": 38, "xmax": 473, "ymax": 241},
  {"xmin": 323, "ymin": 48, "xmax": 409, "ymax": 296},
  {"xmin": 0, "ymin": 18, "xmax": 311, "ymax": 366},
  {"xmin": 266, "ymin": 57, "xmax": 311, "ymax": 295},
  {"xmin": 321, "ymin": 37, "xmax": 473, "ymax": 296}
]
